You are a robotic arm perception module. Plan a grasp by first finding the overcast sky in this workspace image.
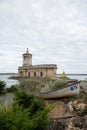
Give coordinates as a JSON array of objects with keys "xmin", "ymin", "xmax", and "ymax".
[{"xmin": 0, "ymin": 0, "xmax": 87, "ymax": 73}]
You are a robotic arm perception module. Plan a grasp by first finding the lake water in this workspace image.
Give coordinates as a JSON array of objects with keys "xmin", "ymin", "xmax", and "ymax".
[
  {"xmin": 58, "ymin": 74, "xmax": 87, "ymax": 80},
  {"xmin": 67, "ymin": 74, "xmax": 87, "ymax": 80},
  {"xmin": 0, "ymin": 74, "xmax": 87, "ymax": 87},
  {"xmin": 0, "ymin": 75, "xmax": 19, "ymax": 87}
]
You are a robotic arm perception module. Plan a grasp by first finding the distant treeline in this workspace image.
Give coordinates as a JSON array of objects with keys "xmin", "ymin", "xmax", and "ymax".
[
  {"xmin": 57, "ymin": 74, "xmax": 87, "ymax": 76},
  {"xmin": 0, "ymin": 73, "xmax": 18, "ymax": 75}
]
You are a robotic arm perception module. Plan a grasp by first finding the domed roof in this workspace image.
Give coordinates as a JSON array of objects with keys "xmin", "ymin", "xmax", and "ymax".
[{"xmin": 23, "ymin": 48, "xmax": 32, "ymax": 56}]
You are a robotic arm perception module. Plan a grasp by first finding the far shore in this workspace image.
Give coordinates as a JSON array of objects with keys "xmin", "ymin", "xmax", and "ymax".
[{"xmin": 0, "ymin": 73, "xmax": 18, "ymax": 75}]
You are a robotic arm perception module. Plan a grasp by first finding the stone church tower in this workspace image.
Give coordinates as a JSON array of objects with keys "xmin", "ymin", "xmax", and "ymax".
[{"xmin": 23, "ymin": 48, "xmax": 32, "ymax": 66}]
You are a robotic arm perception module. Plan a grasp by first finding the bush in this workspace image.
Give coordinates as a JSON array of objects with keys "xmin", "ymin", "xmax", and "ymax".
[
  {"xmin": 19, "ymin": 78, "xmax": 52, "ymax": 93},
  {"xmin": 52, "ymin": 81, "xmax": 68, "ymax": 90},
  {"xmin": 5, "ymin": 85, "xmax": 18, "ymax": 93},
  {"xmin": 14, "ymin": 91, "xmax": 46, "ymax": 112},
  {"xmin": 19, "ymin": 79, "xmax": 40, "ymax": 92},
  {"xmin": 0, "ymin": 80, "xmax": 6, "ymax": 94},
  {"xmin": 0, "ymin": 91, "xmax": 49, "ymax": 130},
  {"xmin": 14, "ymin": 91, "xmax": 34, "ymax": 108}
]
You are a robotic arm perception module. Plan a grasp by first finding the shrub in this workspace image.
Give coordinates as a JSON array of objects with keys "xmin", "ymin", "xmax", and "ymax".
[
  {"xmin": 19, "ymin": 79, "xmax": 40, "ymax": 92},
  {"xmin": 14, "ymin": 91, "xmax": 34, "ymax": 108},
  {"xmin": 5, "ymin": 85, "xmax": 18, "ymax": 93},
  {"xmin": 0, "ymin": 91, "xmax": 49, "ymax": 130},
  {"xmin": 0, "ymin": 80, "xmax": 6, "ymax": 94},
  {"xmin": 52, "ymin": 81, "xmax": 68, "ymax": 90}
]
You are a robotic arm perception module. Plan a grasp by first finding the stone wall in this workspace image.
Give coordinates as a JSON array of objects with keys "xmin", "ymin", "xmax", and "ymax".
[{"xmin": 18, "ymin": 64, "xmax": 57, "ymax": 78}]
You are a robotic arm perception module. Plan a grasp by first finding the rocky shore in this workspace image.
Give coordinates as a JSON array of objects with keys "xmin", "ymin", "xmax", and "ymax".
[
  {"xmin": 46, "ymin": 85, "xmax": 87, "ymax": 130},
  {"xmin": 0, "ymin": 80, "xmax": 87, "ymax": 130}
]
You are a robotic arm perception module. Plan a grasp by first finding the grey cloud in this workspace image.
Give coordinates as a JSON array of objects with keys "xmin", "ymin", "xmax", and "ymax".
[{"xmin": 0, "ymin": 0, "xmax": 87, "ymax": 73}]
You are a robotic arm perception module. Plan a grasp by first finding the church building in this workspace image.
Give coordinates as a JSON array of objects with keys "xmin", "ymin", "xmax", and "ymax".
[{"xmin": 18, "ymin": 48, "xmax": 57, "ymax": 78}]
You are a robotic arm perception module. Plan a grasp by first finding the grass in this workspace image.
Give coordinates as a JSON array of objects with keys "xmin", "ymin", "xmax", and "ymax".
[{"xmin": 51, "ymin": 81, "xmax": 68, "ymax": 90}]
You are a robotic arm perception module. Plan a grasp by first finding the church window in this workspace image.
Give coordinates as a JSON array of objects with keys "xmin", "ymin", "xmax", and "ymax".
[
  {"xmin": 40, "ymin": 72, "xmax": 43, "ymax": 77},
  {"xmin": 28, "ymin": 72, "xmax": 30, "ymax": 77},
  {"xmin": 34, "ymin": 72, "xmax": 36, "ymax": 77}
]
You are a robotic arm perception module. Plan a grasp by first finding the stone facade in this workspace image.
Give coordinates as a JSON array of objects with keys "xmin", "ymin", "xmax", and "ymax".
[{"xmin": 18, "ymin": 49, "xmax": 57, "ymax": 78}]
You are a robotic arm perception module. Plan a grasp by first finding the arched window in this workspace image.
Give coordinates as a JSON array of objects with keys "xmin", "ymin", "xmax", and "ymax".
[
  {"xmin": 34, "ymin": 72, "xmax": 36, "ymax": 77},
  {"xmin": 20, "ymin": 71, "xmax": 23, "ymax": 77},
  {"xmin": 40, "ymin": 72, "xmax": 43, "ymax": 77},
  {"xmin": 28, "ymin": 72, "xmax": 30, "ymax": 77}
]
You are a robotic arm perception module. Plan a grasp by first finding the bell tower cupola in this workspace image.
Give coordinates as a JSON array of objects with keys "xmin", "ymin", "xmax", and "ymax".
[{"xmin": 23, "ymin": 48, "xmax": 32, "ymax": 66}]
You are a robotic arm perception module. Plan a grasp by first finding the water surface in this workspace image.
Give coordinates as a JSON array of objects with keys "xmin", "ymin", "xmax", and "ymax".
[
  {"xmin": 0, "ymin": 74, "xmax": 19, "ymax": 87},
  {"xmin": 0, "ymin": 74, "xmax": 87, "ymax": 87}
]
